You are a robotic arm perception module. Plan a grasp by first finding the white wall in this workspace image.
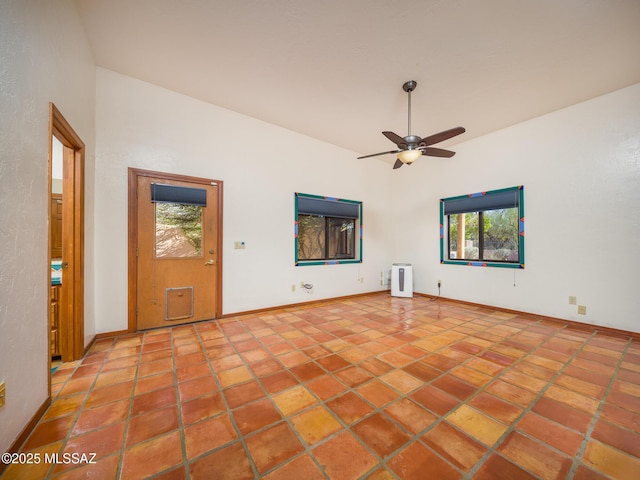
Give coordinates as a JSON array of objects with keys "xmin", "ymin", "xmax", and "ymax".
[
  {"xmin": 0, "ymin": 1, "xmax": 95, "ymax": 452},
  {"xmin": 390, "ymin": 83, "xmax": 640, "ymax": 332},
  {"xmin": 94, "ymin": 68, "xmax": 393, "ymax": 334}
]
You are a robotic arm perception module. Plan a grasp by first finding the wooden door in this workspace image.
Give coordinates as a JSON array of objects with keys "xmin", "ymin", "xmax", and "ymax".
[
  {"xmin": 50, "ymin": 194, "xmax": 63, "ymax": 259},
  {"xmin": 135, "ymin": 173, "xmax": 221, "ymax": 330}
]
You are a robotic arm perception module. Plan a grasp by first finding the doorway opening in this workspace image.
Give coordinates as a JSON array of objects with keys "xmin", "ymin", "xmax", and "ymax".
[{"xmin": 48, "ymin": 103, "xmax": 85, "ymax": 387}]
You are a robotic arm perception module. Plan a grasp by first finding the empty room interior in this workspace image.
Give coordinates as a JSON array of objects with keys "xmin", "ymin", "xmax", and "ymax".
[{"xmin": 1, "ymin": 1, "xmax": 640, "ymax": 479}]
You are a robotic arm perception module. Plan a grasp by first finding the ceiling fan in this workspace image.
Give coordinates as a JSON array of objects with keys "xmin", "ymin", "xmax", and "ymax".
[{"xmin": 358, "ymin": 80, "xmax": 466, "ymax": 169}]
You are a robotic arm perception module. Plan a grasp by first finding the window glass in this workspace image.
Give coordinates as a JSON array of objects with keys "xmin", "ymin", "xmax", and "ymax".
[
  {"xmin": 155, "ymin": 203, "xmax": 203, "ymax": 258},
  {"xmin": 441, "ymin": 186, "xmax": 524, "ymax": 268},
  {"xmin": 297, "ymin": 215, "xmax": 326, "ymax": 260},
  {"xmin": 295, "ymin": 193, "xmax": 362, "ymax": 265},
  {"xmin": 328, "ymin": 217, "xmax": 355, "ymax": 259}
]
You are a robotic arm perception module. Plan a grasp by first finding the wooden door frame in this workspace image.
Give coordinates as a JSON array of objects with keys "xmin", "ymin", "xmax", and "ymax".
[
  {"xmin": 128, "ymin": 168, "xmax": 224, "ymax": 332},
  {"xmin": 48, "ymin": 103, "xmax": 85, "ymax": 364}
]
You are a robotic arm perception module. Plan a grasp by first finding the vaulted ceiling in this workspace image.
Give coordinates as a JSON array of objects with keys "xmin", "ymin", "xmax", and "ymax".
[{"xmin": 74, "ymin": 0, "xmax": 640, "ymax": 156}]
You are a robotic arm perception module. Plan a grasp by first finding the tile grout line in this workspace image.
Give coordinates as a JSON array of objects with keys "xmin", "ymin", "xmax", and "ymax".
[
  {"xmin": 565, "ymin": 335, "xmax": 634, "ymax": 480},
  {"xmin": 115, "ymin": 331, "xmax": 152, "ymax": 480},
  {"xmin": 465, "ymin": 321, "xmax": 633, "ymax": 478},
  {"xmin": 196, "ymin": 318, "xmax": 264, "ymax": 479},
  {"xmin": 47, "ymin": 337, "xmax": 118, "ymax": 480},
  {"xmin": 454, "ymin": 315, "xmax": 598, "ymax": 479}
]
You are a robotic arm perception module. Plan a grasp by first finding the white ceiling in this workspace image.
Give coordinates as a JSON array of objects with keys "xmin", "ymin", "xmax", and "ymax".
[{"xmin": 74, "ymin": 0, "xmax": 640, "ymax": 157}]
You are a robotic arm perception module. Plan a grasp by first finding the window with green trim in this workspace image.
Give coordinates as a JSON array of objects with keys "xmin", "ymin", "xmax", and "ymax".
[
  {"xmin": 295, "ymin": 193, "xmax": 362, "ymax": 266},
  {"xmin": 440, "ymin": 186, "xmax": 524, "ymax": 268}
]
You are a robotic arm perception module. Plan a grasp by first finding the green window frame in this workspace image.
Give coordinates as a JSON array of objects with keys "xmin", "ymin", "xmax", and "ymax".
[
  {"xmin": 295, "ymin": 192, "xmax": 363, "ymax": 266},
  {"xmin": 440, "ymin": 186, "xmax": 524, "ymax": 269}
]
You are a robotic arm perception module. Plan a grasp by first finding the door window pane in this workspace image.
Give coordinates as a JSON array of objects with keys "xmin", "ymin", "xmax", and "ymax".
[{"xmin": 155, "ymin": 203, "xmax": 203, "ymax": 258}]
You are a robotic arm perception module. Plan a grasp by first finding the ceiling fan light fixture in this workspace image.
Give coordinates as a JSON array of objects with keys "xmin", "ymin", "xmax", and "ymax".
[{"xmin": 397, "ymin": 149, "xmax": 422, "ymax": 164}]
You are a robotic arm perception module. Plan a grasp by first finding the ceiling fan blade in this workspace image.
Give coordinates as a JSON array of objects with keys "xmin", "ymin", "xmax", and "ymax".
[
  {"xmin": 357, "ymin": 150, "xmax": 399, "ymax": 159},
  {"xmin": 420, "ymin": 126, "xmax": 466, "ymax": 146},
  {"xmin": 393, "ymin": 159, "xmax": 404, "ymax": 169},
  {"xmin": 382, "ymin": 131, "xmax": 407, "ymax": 148},
  {"xmin": 422, "ymin": 147, "xmax": 456, "ymax": 158}
]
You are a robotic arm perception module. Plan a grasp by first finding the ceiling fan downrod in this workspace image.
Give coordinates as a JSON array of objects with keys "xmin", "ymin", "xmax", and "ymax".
[{"xmin": 403, "ymin": 80, "xmax": 417, "ymax": 143}]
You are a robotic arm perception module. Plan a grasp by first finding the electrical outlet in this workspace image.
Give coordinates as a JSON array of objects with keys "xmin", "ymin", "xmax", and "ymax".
[
  {"xmin": 578, "ymin": 305, "xmax": 587, "ymax": 315},
  {"xmin": 291, "ymin": 284, "xmax": 296, "ymax": 292},
  {"xmin": 569, "ymin": 296, "xmax": 577, "ymax": 305},
  {"xmin": 0, "ymin": 381, "xmax": 5, "ymax": 408}
]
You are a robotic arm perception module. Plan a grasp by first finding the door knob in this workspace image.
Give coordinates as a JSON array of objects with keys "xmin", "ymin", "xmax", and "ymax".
[
  {"xmin": 204, "ymin": 259, "xmax": 216, "ymax": 266},
  {"xmin": 61, "ymin": 262, "xmax": 69, "ymax": 269}
]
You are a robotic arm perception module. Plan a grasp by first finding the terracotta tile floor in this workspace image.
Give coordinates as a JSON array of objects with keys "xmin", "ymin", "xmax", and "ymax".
[{"xmin": 4, "ymin": 293, "xmax": 640, "ymax": 479}]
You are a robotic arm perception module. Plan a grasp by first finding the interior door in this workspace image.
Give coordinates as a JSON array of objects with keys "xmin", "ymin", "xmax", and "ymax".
[{"xmin": 136, "ymin": 174, "xmax": 220, "ymax": 330}]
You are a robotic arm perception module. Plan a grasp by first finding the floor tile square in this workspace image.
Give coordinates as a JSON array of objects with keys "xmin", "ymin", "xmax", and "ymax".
[
  {"xmin": 356, "ymin": 380, "xmax": 399, "ymax": 408},
  {"xmin": 291, "ymin": 405, "xmax": 342, "ymax": 445},
  {"xmin": 272, "ymin": 385, "xmax": 317, "ymax": 416},
  {"xmin": 474, "ymin": 453, "xmax": 537, "ymax": 480},
  {"xmin": 468, "ymin": 392, "xmax": 523, "ymax": 424},
  {"xmin": 131, "ymin": 386, "xmax": 176, "ymax": 416},
  {"xmin": 312, "ymin": 430, "xmax": 378, "ymax": 480},
  {"xmin": 23, "ymin": 416, "xmax": 77, "ymax": 451},
  {"xmin": 544, "ymin": 385, "xmax": 600, "ymax": 414},
  {"xmin": 233, "ymin": 398, "xmax": 282, "ymax": 435},
  {"xmin": 387, "ymin": 441, "xmax": 460, "ymax": 480},
  {"xmin": 177, "ymin": 376, "xmax": 217, "ymax": 402},
  {"xmin": 582, "ymin": 440, "xmax": 640, "ymax": 480},
  {"xmin": 64, "ymin": 422, "xmax": 126, "ymax": 461},
  {"xmin": 402, "ymin": 360, "xmax": 441, "ymax": 382},
  {"xmin": 189, "ymin": 442, "xmax": 254, "ymax": 480},
  {"xmin": 498, "ymin": 431, "xmax": 572, "ymax": 480},
  {"xmin": 126, "ymin": 405, "xmax": 179, "ymax": 447},
  {"xmin": 306, "ymin": 374, "xmax": 348, "ymax": 400},
  {"xmin": 485, "ymin": 379, "xmax": 537, "ymax": 408},
  {"xmin": 446, "ymin": 404, "xmax": 508, "ymax": 447},
  {"xmin": 260, "ymin": 370, "xmax": 298, "ymax": 394},
  {"xmin": 261, "ymin": 454, "xmax": 325, "ymax": 480},
  {"xmin": 181, "ymin": 392, "xmax": 226, "ymax": 425},
  {"xmin": 327, "ymin": 392, "xmax": 374, "ymax": 425},
  {"xmin": 335, "ymin": 365, "xmax": 374, "ymax": 387},
  {"xmin": 223, "ymin": 380, "xmax": 265, "ymax": 409},
  {"xmin": 245, "ymin": 422, "xmax": 305, "ymax": 474},
  {"xmin": 184, "ymin": 413, "xmax": 237, "ymax": 459},
  {"xmin": 316, "ymin": 354, "xmax": 351, "ymax": 372},
  {"xmin": 422, "ymin": 421, "xmax": 487, "ymax": 471},
  {"xmin": 591, "ymin": 419, "xmax": 640, "ymax": 457},
  {"xmin": 71, "ymin": 399, "xmax": 129, "ymax": 436},
  {"xmin": 290, "ymin": 361, "xmax": 325, "ymax": 382},
  {"xmin": 516, "ymin": 412, "xmax": 584, "ymax": 456},
  {"xmin": 250, "ymin": 357, "xmax": 283, "ymax": 377},
  {"xmin": 352, "ymin": 412, "xmax": 412, "ymax": 458},
  {"xmin": 410, "ymin": 385, "xmax": 460, "ymax": 416},
  {"xmin": 217, "ymin": 365, "xmax": 253, "ymax": 388},
  {"xmin": 176, "ymin": 362, "xmax": 211, "ymax": 383},
  {"xmin": 380, "ymin": 370, "xmax": 423, "ymax": 393},
  {"xmin": 384, "ymin": 398, "xmax": 437, "ymax": 434},
  {"xmin": 432, "ymin": 375, "xmax": 476, "ymax": 400}
]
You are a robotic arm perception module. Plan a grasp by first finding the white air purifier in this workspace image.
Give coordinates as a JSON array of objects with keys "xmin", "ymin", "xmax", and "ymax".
[{"xmin": 391, "ymin": 263, "xmax": 413, "ymax": 298}]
